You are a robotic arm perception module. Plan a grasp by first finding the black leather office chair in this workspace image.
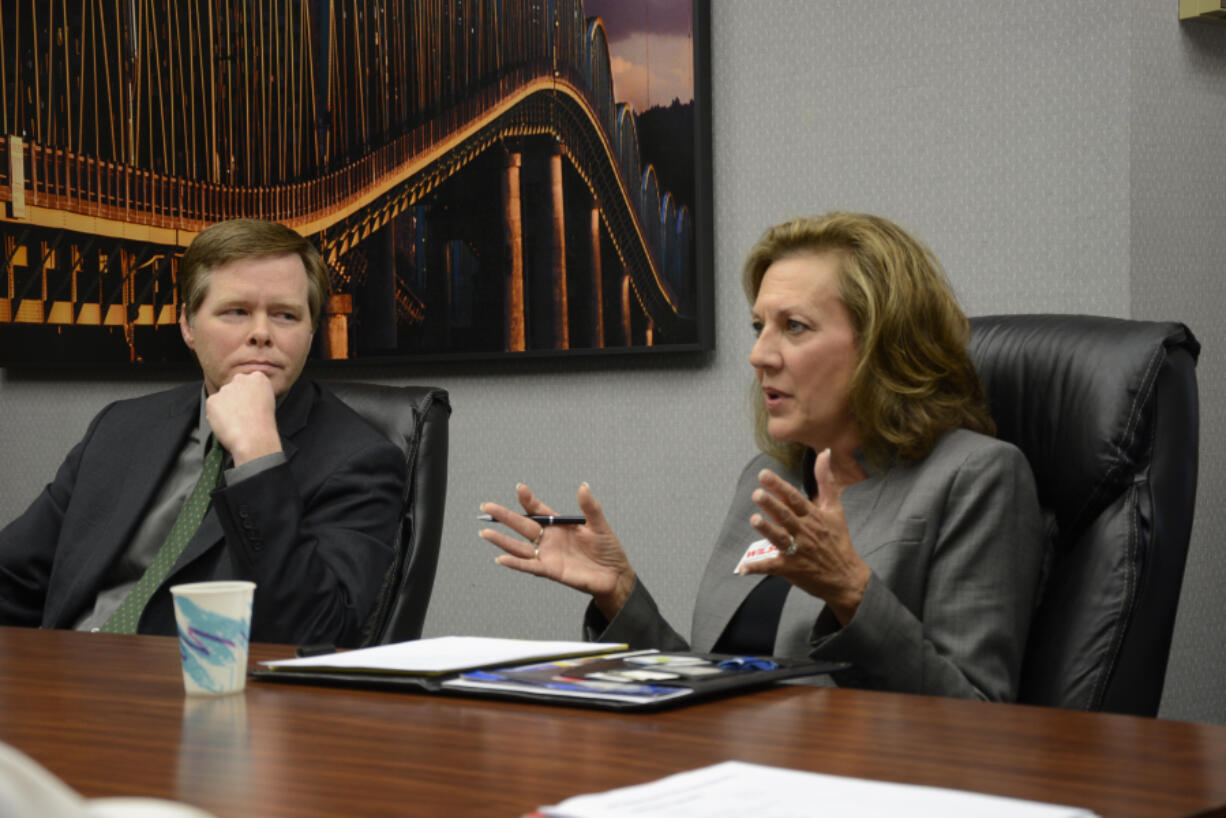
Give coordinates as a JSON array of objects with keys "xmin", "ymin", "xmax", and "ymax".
[
  {"xmin": 968, "ymin": 315, "xmax": 1199, "ymax": 715},
  {"xmin": 326, "ymin": 383, "xmax": 451, "ymax": 646}
]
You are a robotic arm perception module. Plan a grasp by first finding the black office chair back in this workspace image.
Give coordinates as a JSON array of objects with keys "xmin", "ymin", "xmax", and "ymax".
[
  {"xmin": 326, "ymin": 383, "xmax": 451, "ymax": 645},
  {"xmin": 968, "ymin": 315, "xmax": 1199, "ymax": 715}
]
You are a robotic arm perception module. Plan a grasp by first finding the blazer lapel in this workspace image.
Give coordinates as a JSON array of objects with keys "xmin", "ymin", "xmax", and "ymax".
[
  {"xmin": 691, "ymin": 453, "xmax": 806, "ymax": 652},
  {"xmin": 51, "ymin": 386, "xmax": 200, "ymax": 620},
  {"xmin": 272, "ymin": 377, "xmax": 313, "ymax": 454},
  {"xmin": 691, "ymin": 534, "xmax": 768, "ymax": 652}
]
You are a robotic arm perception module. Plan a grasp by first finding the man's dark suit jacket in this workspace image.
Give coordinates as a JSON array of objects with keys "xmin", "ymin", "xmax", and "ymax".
[{"xmin": 0, "ymin": 378, "xmax": 406, "ymax": 647}]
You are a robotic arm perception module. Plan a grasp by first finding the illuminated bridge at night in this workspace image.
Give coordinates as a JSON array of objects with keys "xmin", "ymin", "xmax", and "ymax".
[{"xmin": 0, "ymin": 0, "xmax": 700, "ymax": 362}]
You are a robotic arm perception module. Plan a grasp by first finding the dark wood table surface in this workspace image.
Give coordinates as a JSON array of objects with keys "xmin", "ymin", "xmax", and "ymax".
[{"xmin": 1, "ymin": 627, "xmax": 1224, "ymax": 817}]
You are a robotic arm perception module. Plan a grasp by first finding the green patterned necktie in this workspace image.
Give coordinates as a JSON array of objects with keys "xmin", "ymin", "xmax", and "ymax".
[{"xmin": 100, "ymin": 436, "xmax": 225, "ymax": 634}]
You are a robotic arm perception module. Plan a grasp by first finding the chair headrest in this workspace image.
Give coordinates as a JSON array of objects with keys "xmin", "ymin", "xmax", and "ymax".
[
  {"xmin": 323, "ymin": 383, "xmax": 451, "ymax": 459},
  {"xmin": 968, "ymin": 314, "xmax": 1198, "ymax": 551}
]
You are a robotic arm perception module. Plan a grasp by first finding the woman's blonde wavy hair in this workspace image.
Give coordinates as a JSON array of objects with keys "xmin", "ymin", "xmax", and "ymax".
[{"xmin": 743, "ymin": 212, "xmax": 994, "ymax": 469}]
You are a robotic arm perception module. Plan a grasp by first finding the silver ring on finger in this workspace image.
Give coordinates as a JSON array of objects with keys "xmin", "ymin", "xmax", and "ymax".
[
  {"xmin": 533, "ymin": 526, "xmax": 546, "ymax": 546},
  {"xmin": 784, "ymin": 535, "xmax": 799, "ymax": 556}
]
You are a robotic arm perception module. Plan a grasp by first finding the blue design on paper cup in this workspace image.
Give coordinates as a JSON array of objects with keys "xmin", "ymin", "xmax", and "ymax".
[{"xmin": 174, "ymin": 596, "xmax": 251, "ymax": 694}]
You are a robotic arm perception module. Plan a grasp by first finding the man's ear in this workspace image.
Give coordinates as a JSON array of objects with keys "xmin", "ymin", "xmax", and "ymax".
[{"xmin": 179, "ymin": 306, "xmax": 195, "ymax": 351}]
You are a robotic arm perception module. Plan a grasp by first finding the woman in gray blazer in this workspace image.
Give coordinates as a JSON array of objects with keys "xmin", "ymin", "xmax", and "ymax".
[{"xmin": 481, "ymin": 212, "xmax": 1044, "ymax": 701}]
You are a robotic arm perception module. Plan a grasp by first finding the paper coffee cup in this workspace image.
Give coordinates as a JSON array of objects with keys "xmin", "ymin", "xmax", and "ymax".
[{"xmin": 169, "ymin": 581, "xmax": 256, "ymax": 696}]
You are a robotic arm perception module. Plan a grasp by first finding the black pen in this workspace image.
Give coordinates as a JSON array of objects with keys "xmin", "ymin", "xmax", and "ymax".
[{"xmin": 478, "ymin": 514, "xmax": 587, "ymax": 525}]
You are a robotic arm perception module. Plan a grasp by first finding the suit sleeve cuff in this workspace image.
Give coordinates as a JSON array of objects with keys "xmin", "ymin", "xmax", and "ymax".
[
  {"xmin": 581, "ymin": 577, "xmax": 661, "ymax": 648},
  {"xmin": 808, "ymin": 573, "xmax": 903, "ymax": 683},
  {"xmin": 223, "ymin": 451, "xmax": 287, "ymax": 486}
]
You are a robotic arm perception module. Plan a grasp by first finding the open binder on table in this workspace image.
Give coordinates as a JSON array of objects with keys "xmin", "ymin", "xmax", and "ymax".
[{"xmin": 249, "ymin": 636, "xmax": 847, "ymax": 712}]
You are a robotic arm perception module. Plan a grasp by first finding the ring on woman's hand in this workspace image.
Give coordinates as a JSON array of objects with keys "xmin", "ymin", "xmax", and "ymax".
[
  {"xmin": 533, "ymin": 526, "xmax": 546, "ymax": 545},
  {"xmin": 784, "ymin": 535, "xmax": 799, "ymax": 556},
  {"xmin": 533, "ymin": 546, "xmax": 540, "ymax": 560}
]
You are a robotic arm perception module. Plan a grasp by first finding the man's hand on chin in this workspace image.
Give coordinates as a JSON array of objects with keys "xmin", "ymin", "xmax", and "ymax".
[{"xmin": 205, "ymin": 372, "xmax": 282, "ymax": 466}]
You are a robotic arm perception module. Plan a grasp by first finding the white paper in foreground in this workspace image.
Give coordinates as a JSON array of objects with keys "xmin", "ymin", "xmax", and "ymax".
[
  {"xmin": 260, "ymin": 636, "xmax": 625, "ymax": 675},
  {"xmin": 538, "ymin": 760, "xmax": 1099, "ymax": 818},
  {"xmin": 0, "ymin": 741, "xmax": 217, "ymax": 818}
]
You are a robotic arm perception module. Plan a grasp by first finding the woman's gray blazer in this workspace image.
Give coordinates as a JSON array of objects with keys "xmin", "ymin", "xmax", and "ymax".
[{"xmin": 587, "ymin": 429, "xmax": 1045, "ymax": 701}]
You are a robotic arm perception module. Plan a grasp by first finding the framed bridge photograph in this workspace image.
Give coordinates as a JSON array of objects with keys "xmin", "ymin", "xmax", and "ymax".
[{"xmin": 0, "ymin": 0, "xmax": 713, "ymax": 366}]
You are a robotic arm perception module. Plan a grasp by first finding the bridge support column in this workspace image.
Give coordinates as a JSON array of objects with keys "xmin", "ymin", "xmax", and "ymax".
[
  {"xmin": 122, "ymin": 250, "xmax": 136, "ymax": 363},
  {"xmin": 502, "ymin": 150, "xmax": 525, "ymax": 352},
  {"xmin": 549, "ymin": 143, "xmax": 569, "ymax": 350},
  {"xmin": 620, "ymin": 274, "xmax": 632, "ymax": 346},
  {"xmin": 589, "ymin": 206, "xmax": 604, "ymax": 349},
  {"xmin": 322, "ymin": 293, "xmax": 353, "ymax": 359},
  {"xmin": 8, "ymin": 136, "xmax": 25, "ymax": 219}
]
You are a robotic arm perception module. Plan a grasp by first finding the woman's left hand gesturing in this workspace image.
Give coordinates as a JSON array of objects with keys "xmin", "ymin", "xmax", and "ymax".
[{"xmin": 743, "ymin": 448, "xmax": 872, "ymax": 626}]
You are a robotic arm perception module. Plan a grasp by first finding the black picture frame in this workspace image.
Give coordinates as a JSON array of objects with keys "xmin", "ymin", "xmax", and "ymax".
[{"xmin": 0, "ymin": 0, "xmax": 713, "ymax": 367}]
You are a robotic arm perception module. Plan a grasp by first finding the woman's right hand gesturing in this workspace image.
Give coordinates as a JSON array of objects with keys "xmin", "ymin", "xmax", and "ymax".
[{"xmin": 480, "ymin": 482, "xmax": 636, "ymax": 620}]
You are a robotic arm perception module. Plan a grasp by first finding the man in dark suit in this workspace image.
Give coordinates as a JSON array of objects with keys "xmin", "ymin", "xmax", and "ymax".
[{"xmin": 0, "ymin": 220, "xmax": 406, "ymax": 646}]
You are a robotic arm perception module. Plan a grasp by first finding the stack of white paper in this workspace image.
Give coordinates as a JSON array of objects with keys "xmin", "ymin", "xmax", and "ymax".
[
  {"xmin": 260, "ymin": 636, "xmax": 626, "ymax": 675},
  {"xmin": 537, "ymin": 760, "xmax": 1099, "ymax": 818}
]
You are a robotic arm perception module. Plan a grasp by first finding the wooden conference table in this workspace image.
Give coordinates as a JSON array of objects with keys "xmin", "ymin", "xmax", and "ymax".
[{"xmin": 1, "ymin": 627, "xmax": 1224, "ymax": 817}]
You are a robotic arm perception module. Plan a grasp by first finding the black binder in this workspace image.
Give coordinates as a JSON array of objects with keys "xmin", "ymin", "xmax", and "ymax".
[{"xmin": 250, "ymin": 648, "xmax": 846, "ymax": 712}]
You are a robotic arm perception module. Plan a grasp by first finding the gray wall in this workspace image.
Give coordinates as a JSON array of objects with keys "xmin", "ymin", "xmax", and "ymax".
[{"xmin": 1, "ymin": 0, "xmax": 1222, "ymax": 723}]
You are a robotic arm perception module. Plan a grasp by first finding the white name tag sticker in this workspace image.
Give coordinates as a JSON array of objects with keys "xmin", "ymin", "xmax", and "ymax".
[{"xmin": 734, "ymin": 538, "xmax": 779, "ymax": 573}]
